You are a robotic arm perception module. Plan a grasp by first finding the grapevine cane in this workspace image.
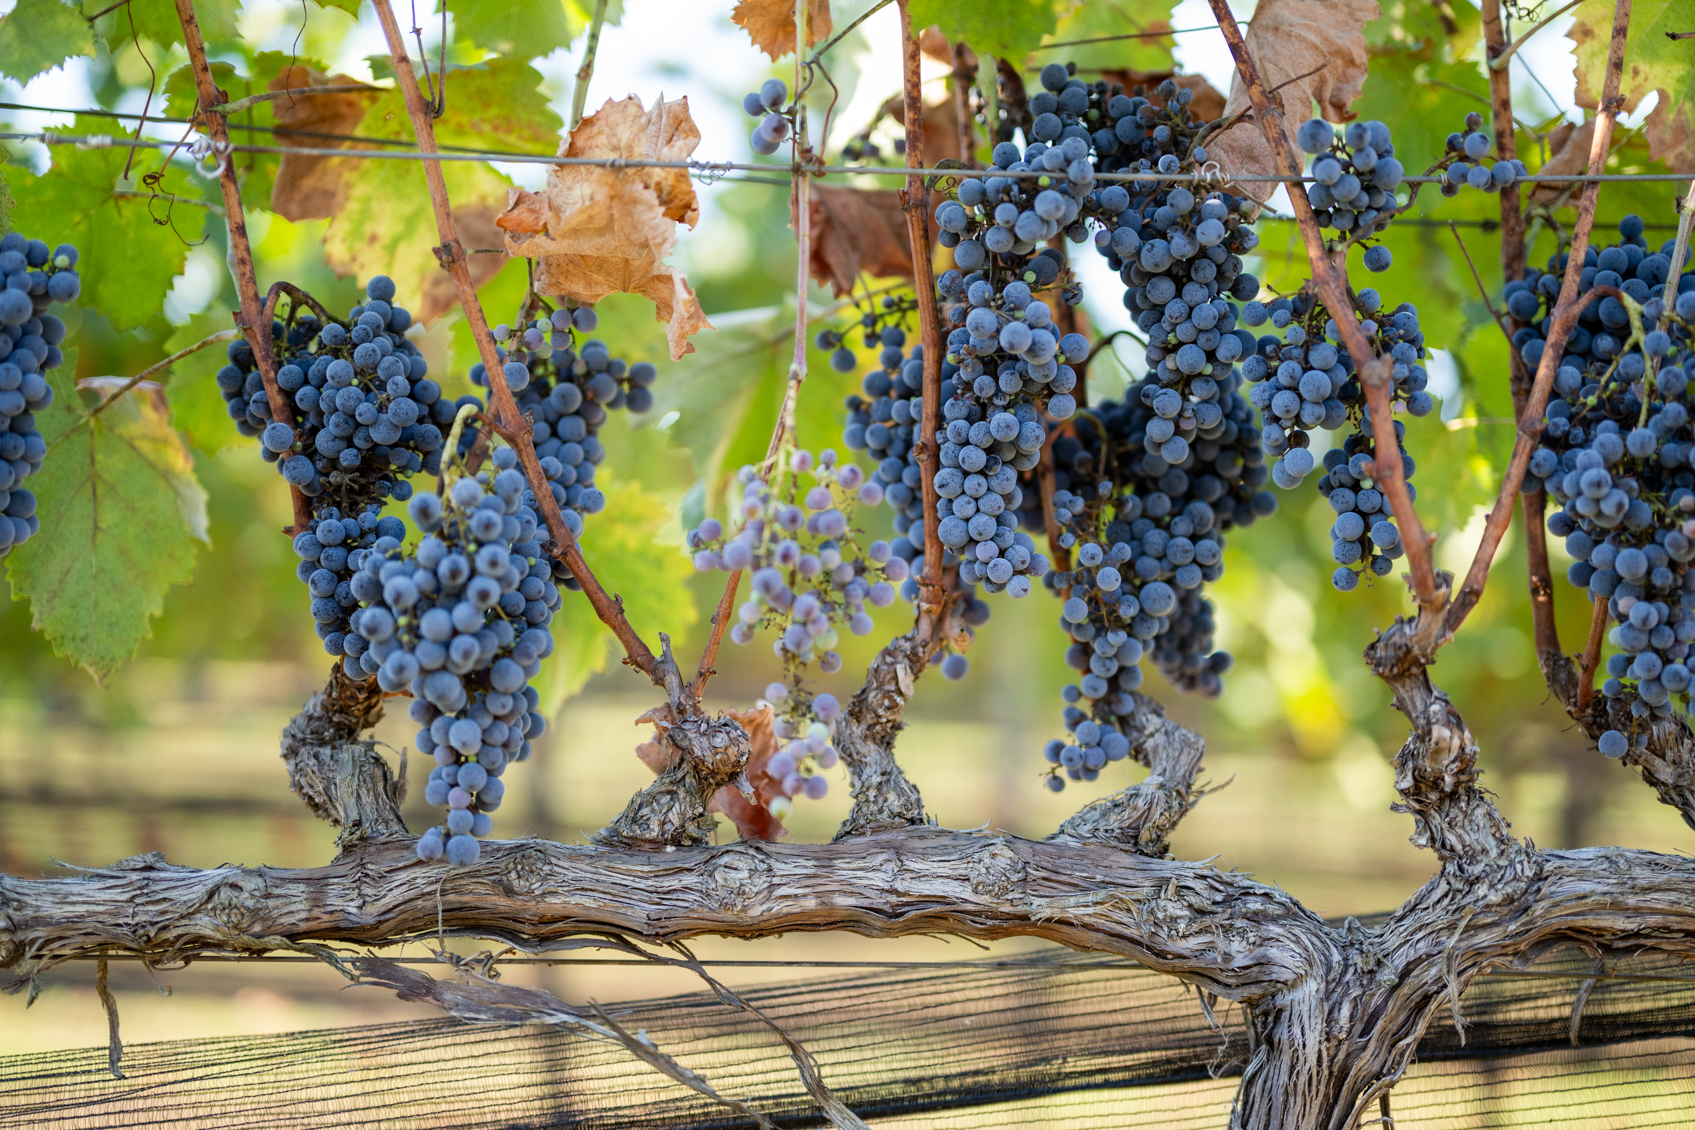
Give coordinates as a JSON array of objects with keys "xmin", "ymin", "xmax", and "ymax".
[
  {"xmin": 896, "ymin": 0, "xmax": 947, "ymax": 617},
  {"xmin": 368, "ymin": 0, "xmax": 659, "ymax": 678},
  {"xmin": 173, "ymin": 0, "xmax": 312, "ymax": 536},
  {"xmin": 1203, "ymin": 0, "xmax": 1440, "ymax": 611},
  {"xmin": 1443, "ymin": 0, "xmax": 1633, "ymax": 639}
]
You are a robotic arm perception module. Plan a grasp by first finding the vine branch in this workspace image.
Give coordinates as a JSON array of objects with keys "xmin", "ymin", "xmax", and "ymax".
[
  {"xmin": 173, "ymin": 0, "xmax": 311, "ymax": 536},
  {"xmin": 86, "ymin": 328, "xmax": 238, "ymax": 421},
  {"xmin": 570, "ymin": 0, "xmax": 610, "ymax": 131},
  {"xmin": 1202, "ymin": 0, "xmax": 1439, "ymax": 610},
  {"xmin": 367, "ymin": 0, "xmax": 659, "ymax": 679}
]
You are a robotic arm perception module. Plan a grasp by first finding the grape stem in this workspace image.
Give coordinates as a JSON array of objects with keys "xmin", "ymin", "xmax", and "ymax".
[
  {"xmin": 1201, "ymin": 0, "xmax": 1441, "ymax": 611},
  {"xmin": 172, "ymin": 0, "xmax": 312, "ymax": 537},
  {"xmin": 367, "ymin": 0, "xmax": 660, "ymax": 679},
  {"xmin": 1578, "ymin": 594, "xmax": 1611, "ymax": 709},
  {"xmin": 85, "ymin": 328, "xmax": 238, "ymax": 421},
  {"xmin": 1443, "ymin": 0, "xmax": 1634, "ymax": 640},
  {"xmin": 1446, "ymin": 222, "xmax": 1513, "ymax": 347},
  {"xmin": 569, "ymin": 0, "xmax": 610, "ymax": 131},
  {"xmin": 896, "ymin": 0, "xmax": 947, "ymax": 617}
]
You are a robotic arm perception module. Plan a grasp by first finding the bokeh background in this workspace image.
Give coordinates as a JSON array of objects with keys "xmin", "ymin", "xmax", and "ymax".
[{"xmin": 1, "ymin": 0, "xmax": 1690, "ymax": 1059}]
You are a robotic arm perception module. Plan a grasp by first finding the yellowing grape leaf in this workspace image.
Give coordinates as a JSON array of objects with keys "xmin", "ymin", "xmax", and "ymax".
[
  {"xmin": 1208, "ymin": 0, "xmax": 1382, "ymax": 200},
  {"xmin": 8, "ymin": 355, "xmax": 209, "ymax": 681},
  {"xmin": 532, "ymin": 476, "xmax": 697, "ymax": 714},
  {"xmin": 498, "ymin": 94, "xmax": 711, "ymax": 359},
  {"xmin": 301, "ymin": 59, "xmax": 557, "ymax": 323},
  {"xmin": 732, "ymin": 0, "xmax": 833, "ymax": 60},
  {"xmin": 1570, "ymin": 0, "xmax": 1695, "ymax": 170},
  {"xmin": 0, "ymin": 0, "xmax": 93, "ymax": 84},
  {"xmin": 7, "ymin": 122, "xmax": 195, "ymax": 331}
]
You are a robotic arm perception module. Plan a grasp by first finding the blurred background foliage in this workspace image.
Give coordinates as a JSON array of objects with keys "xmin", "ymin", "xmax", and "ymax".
[{"xmin": 0, "ymin": 0, "xmax": 1689, "ymax": 890}]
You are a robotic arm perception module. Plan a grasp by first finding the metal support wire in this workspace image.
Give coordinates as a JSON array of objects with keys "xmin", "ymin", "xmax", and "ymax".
[{"xmin": 4, "ymin": 129, "xmax": 1693, "ymax": 186}]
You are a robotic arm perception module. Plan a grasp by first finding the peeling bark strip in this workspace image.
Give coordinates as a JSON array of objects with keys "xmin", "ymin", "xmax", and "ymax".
[{"xmin": 279, "ymin": 663, "xmax": 407, "ymax": 852}]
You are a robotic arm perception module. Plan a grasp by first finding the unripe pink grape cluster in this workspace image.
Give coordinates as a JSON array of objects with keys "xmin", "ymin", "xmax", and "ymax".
[{"xmin": 685, "ymin": 447, "xmax": 909, "ymax": 807}]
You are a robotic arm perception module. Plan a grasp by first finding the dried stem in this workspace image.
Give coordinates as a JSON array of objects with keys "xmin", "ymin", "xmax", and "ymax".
[
  {"xmin": 570, "ymin": 0, "xmax": 610, "ymax": 131},
  {"xmin": 86, "ymin": 328, "xmax": 238, "ymax": 421},
  {"xmin": 1203, "ymin": 0, "xmax": 1439, "ymax": 609},
  {"xmin": 205, "ymin": 84, "xmax": 377, "ymax": 117},
  {"xmin": 1442, "ymin": 0, "xmax": 1632, "ymax": 640},
  {"xmin": 897, "ymin": 0, "xmax": 946, "ymax": 614},
  {"xmin": 368, "ymin": 0, "xmax": 658, "ymax": 679},
  {"xmin": 173, "ymin": 0, "xmax": 311, "ymax": 536},
  {"xmin": 1447, "ymin": 222, "xmax": 1512, "ymax": 346},
  {"xmin": 692, "ymin": 570, "xmax": 741, "ymax": 696},
  {"xmin": 94, "ymin": 959, "xmax": 122, "ymax": 1079}
]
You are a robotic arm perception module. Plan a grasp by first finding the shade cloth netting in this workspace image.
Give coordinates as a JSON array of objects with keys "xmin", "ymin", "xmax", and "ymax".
[{"xmin": 3, "ymin": 944, "xmax": 1694, "ymax": 1128}]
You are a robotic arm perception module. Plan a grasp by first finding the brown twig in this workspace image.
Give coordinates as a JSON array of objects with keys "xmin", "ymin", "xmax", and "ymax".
[
  {"xmin": 262, "ymin": 280, "xmax": 339, "ymax": 328},
  {"xmin": 87, "ymin": 328, "xmax": 238, "ymax": 421},
  {"xmin": 1203, "ymin": 0, "xmax": 1439, "ymax": 609},
  {"xmin": 692, "ymin": 570, "xmax": 741, "ymax": 696},
  {"xmin": 368, "ymin": 0, "xmax": 658, "ymax": 678},
  {"xmin": 1443, "ymin": 0, "xmax": 1633, "ymax": 640},
  {"xmin": 898, "ymin": 0, "xmax": 945, "ymax": 613},
  {"xmin": 951, "ymin": 41, "xmax": 975, "ymax": 167},
  {"xmin": 1578, "ymin": 596, "xmax": 1610, "ymax": 708},
  {"xmin": 94, "ymin": 959, "xmax": 123, "ymax": 1080},
  {"xmin": 173, "ymin": 0, "xmax": 311, "ymax": 537},
  {"xmin": 1447, "ymin": 221, "xmax": 1513, "ymax": 346}
]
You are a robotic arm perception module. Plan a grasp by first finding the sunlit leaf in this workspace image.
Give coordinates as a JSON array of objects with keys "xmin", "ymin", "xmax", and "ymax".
[
  {"xmin": 453, "ymin": 0, "xmax": 582, "ymax": 59},
  {"xmin": 8, "ymin": 121, "xmax": 199, "ymax": 332},
  {"xmin": 7, "ymin": 352, "xmax": 209, "ymax": 680},
  {"xmin": 0, "ymin": 0, "xmax": 94, "ymax": 85},
  {"xmin": 162, "ymin": 314, "xmax": 246, "ymax": 456},
  {"xmin": 1571, "ymin": 0, "xmax": 1695, "ymax": 170},
  {"xmin": 88, "ymin": 0, "xmax": 240, "ymax": 54},
  {"xmin": 533, "ymin": 476, "xmax": 697, "ymax": 714},
  {"xmin": 906, "ymin": 0, "xmax": 1064, "ymax": 61}
]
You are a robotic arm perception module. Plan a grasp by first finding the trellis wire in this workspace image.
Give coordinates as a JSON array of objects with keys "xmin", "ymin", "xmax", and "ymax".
[{"xmin": 4, "ymin": 129, "xmax": 1692, "ymax": 186}]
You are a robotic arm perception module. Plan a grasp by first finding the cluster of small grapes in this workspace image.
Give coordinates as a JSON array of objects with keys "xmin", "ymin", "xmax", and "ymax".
[
  {"xmin": 0, "ymin": 232, "xmax": 77, "ymax": 557},
  {"xmin": 1293, "ymin": 117, "xmax": 1406, "ymax": 262},
  {"xmin": 1440, "ymin": 113, "xmax": 1528, "ymax": 197},
  {"xmin": 334, "ymin": 451, "xmax": 556, "ymax": 866},
  {"xmin": 684, "ymin": 449, "xmax": 907, "ymax": 806},
  {"xmin": 1025, "ymin": 66, "xmax": 1212, "ymax": 177},
  {"xmin": 475, "ymin": 306, "xmax": 654, "ymax": 545},
  {"xmin": 817, "ymin": 294, "xmax": 919, "ymax": 374},
  {"xmin": 1521, "ymin": 218, "xmax": 1695, "ymax": 753},
  {"xmin": 220, "ymin": 276, "xmax": 452, "ymax": 505},
  {"xmin": 1032, "ymin": 381, "xmax": 1265, "ymax": 788},
  {"xmin": 290, "ymin": 505, "xmax": 407, "ymax": 657},
  {"xmin": 739, "ymin": 78, "xmax": 791, "ymax": 155}
]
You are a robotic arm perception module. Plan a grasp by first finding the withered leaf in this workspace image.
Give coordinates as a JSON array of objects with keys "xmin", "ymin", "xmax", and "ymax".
[
  {"xmin": 499, "ymin": 95, "xmax": 711, "ymax": 359},
  {"xmin": 793, "ymin": 184, "xmax": 914, "ymax": 297},
  {"xmin": 1529, "ymin": 120, "xmax": 1597, "ymax": 205},
  {"xmin": 267, "ymin": 65, "xmax": 380, "ymax": 221},
  {"xmin": 732, "ymin": 0, "xmax": 833, "ymax": 60},
  {"xmin": 1205, "ymin": 0, "xmax": 1381, "ymax": 201}
]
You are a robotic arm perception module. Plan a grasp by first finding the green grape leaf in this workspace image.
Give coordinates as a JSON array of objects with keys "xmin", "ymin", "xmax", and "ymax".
[
  {"xmin": 313, "ymin": 0, "xmax": 362, "ymax": 14},
  {"xmin": 1571, "ymin": 0, "xmax": 1695, "ymax": 171},
  {"xmin": 319, "ymin": 58, "xmax": 561, "ymax": 318},
  {"xmin": 162, "ymin": 315, "xmax": 247, "ymax": 456},
  {"xmin": 533, "ymin": 476, "xmax": 697, "ymax": 714},
  {"xmin": 0, "ymin": 0, "xmax": 94, "ymax": 84},
  {"xmin": 162, "ymin": 60, "xmax": 237, "ymax": 119},
  {"xmin": 0, "ymin": 164, "xmax": 14, "ymax": 237},
  {"xmin": 89, "ymin": 0, "xmax": 240, "ymax": 54},
  {"xmin": 7, "ymin": 122, "xmax": 198, "ymax": 332},
  {"xmin": 1046, "ymin": 0, "xmax": 1177, "ymax": 75},
  {"xmin": 7, "ymin": 353, "xmax": 209, "ymax": 681},
  {"xmin": 906, "ymin": 0, "xmax": 1062, "ymax": 61},
  {"xmin": 452, "ymin": 0, "xmax": 582, "ymax": 59}
]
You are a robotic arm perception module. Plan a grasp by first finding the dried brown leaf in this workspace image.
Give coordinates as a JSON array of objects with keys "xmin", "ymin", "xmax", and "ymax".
[
  {"xmin": 268, "ymin": 65, "xmax": 381, "ymax": 221},
  {"xmin": 791, "ymin": 185, "xmax": 914, "ymax": 297},
  {"xmin": 1529, "ymin": 120, "xmax": 1597, "ymax": 205},
  {"xmin": 1100, "ymin": 69, "xmax": 1227, "ymax": 124},
  {"xmin": 1206, "ymin": 0, "xmax": 1381, "ymax": 201},
  {"xmin": 733, "ymin": 0, "xmax": 833, "ymax": 60},
  {"xmin": 499, "ymin": 95, "xmax": 711, "ymax": 359}
]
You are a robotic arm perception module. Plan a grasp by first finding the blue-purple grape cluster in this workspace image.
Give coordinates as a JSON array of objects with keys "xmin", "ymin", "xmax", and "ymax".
[
  {"xmin": 684, "ymin": 448, "xmax": 907, "ymax": 806},
  {"xmin": 1524, "ymin": 217, "xmax": 1695, "ymax": 755},
  {"xmin": 1439, "ymin": 113, "xmax": 1527, "ymax": 198},
  {"xmin": 740, "ymin": 78, "xmax": 790, "ymax": 155},
  {"xmin": 1294, "ymin": 116, "xmax": 1406, "ymax": 259},
  {"xmin": 337, "ymin": 449, "xmax": 558, "ymax": 866},
  {"xmin": 0, "ymin": 231, "xmax": 77, "ymax": 557}
]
